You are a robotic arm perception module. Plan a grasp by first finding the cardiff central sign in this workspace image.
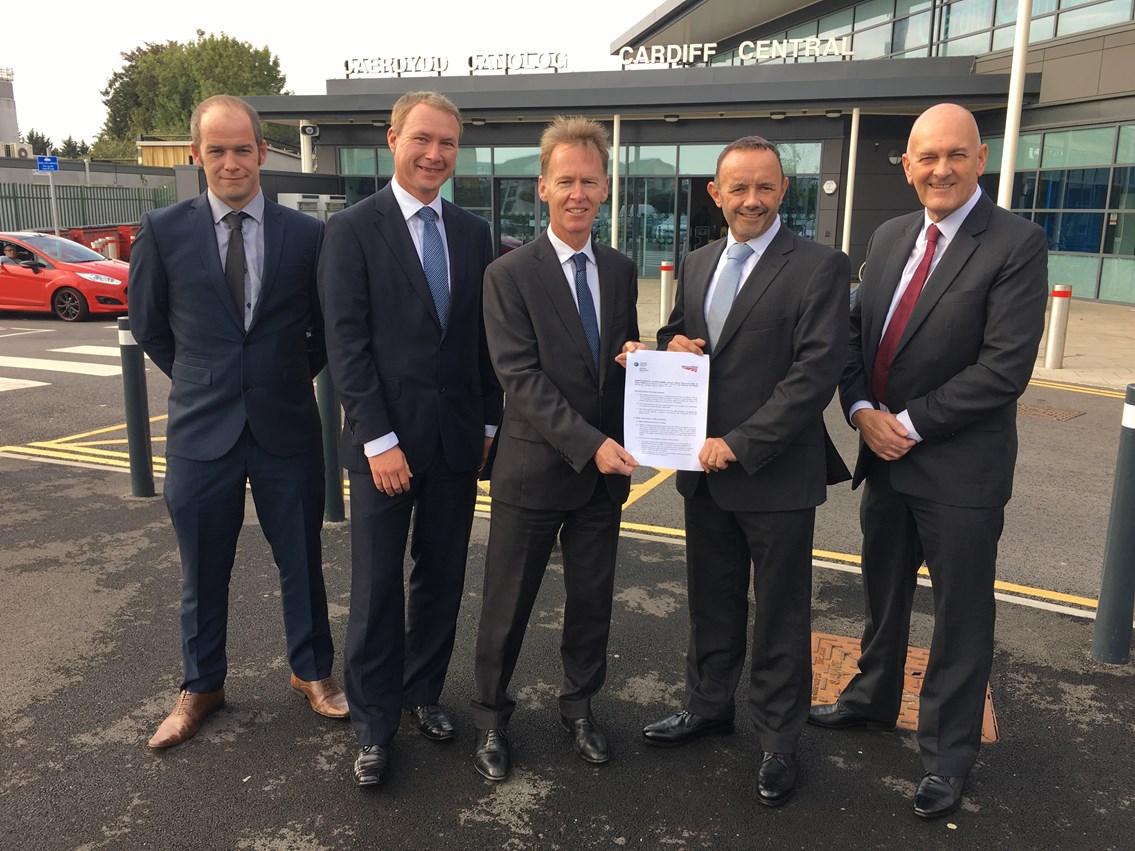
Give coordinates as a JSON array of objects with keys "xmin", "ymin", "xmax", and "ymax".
[{"xmin": 619, "ymin": 38, "xmax": 854, "ymax": 66}]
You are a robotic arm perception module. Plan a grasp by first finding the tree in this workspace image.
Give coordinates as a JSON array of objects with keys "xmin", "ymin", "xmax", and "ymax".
[
  {"xmin": 24, "ymin": 129, "xmax": 55, "ymax": 156},
  {"xmin": 97, "ymin": 31, "xmax": 295, "ymax": 149},
  {"xmin": 59, "ymin": 137, "xmax": 91, "ymax": 159}
]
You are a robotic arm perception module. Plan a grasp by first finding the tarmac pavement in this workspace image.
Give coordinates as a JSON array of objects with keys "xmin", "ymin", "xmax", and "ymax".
[{"xmin": 1, "ymin": 292, "xmax": 1133, "ymax": 849}]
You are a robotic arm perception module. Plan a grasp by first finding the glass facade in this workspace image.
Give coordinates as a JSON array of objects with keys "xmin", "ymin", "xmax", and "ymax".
[
  {"xmin": 982, "ymin": 123, "xmax": 1135, "ymax": 302},
  {"xmin": 708, "ymin": 0, "xmax": 1135, "ymax": 65},
  {"xmin": 335, "ymin": 141, "xmax": 824, "ymax": 277}
]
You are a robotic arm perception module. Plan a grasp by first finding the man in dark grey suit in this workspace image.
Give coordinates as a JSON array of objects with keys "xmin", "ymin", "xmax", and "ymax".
[
  {"xmin": 318, "ymin": 92, "xmax": 502, "ymax": 787},
  {"xmin": 471, "ymin": 116, "xmax": 644, "ymax": 782},
  {"xmin": 808, "ymin": 103, "xmax": 1048, "ymax": 819},
  {"xmin": 132, "ymin": 95, "xmax": 345, "ymax": 750},
  {"xmin": 642, "ymin": 136, "xmax": 850, "ymax": 808}
]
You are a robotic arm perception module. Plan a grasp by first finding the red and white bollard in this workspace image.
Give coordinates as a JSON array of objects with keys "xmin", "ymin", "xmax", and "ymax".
[{"xmin": 1043, "ymin": 284, "xmax": 1072, "ymax": 369}]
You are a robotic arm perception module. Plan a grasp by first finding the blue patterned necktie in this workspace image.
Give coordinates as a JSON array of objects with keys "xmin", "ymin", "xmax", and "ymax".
[
  {"xmin": 572, "ymin": 252, "xmax": 600, "ymax": 374},
  {"xmin": 416, "ymin": 206, "xmax": 450, "ymax": 330},
  {"xmin": 706, "ymin": 241, "xmax": 753, "ymax": 350}
]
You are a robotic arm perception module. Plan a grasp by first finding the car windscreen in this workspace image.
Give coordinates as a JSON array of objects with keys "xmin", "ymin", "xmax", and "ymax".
[{"xmin": 18, "ymin": 235, "xmax": 106, "ymax": 263}]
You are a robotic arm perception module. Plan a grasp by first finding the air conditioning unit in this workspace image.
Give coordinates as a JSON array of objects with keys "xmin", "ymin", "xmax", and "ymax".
[{"xmin": 2, "ymin": 141, "xmax": 33, "ymax": 158}]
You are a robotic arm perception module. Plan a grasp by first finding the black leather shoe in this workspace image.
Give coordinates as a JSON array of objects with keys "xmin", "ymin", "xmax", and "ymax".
[
  {"xmin": 560, "ymin": 714, "xmax": 609, "ymax": 764},
  {"xmin": 474, "ymin": 728, "xmax": 510, "ymax": 781},
  {"xmin": 914, "ymin": 773, "xmax": 966, "ymax": 819},
  {"xmin": 642, "ymin": 710, "xmax": 735, "ymax": 747},
  {"xmin": 407, "ymin": 704, "xmax": 455, "ymax": 741},
  {"xmin": 807, "ymin": 702, "xmax": 896, "ymax": 731},
  {"xmin": 353, "ymin": 745, "xmax": 389, "ymax": 786},
  {"xmin": 757, "ymin": 752, "xmax": 797, "ymax": 807}
]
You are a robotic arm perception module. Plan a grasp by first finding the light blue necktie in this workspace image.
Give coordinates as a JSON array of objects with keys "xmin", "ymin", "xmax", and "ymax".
[
  {"xmin": 417, "ymin": 206, "xmax": 450, "ymax": 330},
  {"xmin": 572, "ymin": 252, "xmax": 600, "ymax": 374},
  {"xmin": 706, "ymin": 241, "xmax": 753, "ymax": 350}
]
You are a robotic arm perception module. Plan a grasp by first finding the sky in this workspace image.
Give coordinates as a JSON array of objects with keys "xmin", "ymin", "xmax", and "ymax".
[{"xmin": 3, "ymin": 0, "xmax": 663, "ymax": 145}]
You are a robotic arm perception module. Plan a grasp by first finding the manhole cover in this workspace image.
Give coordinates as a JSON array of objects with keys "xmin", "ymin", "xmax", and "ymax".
[
  {"xmin": 811, "ymin": 632, "xmax": 999, "ymax": 744},
  {"xmin": 1017, "ymin": 404, "xmax": 1084, "ymax": 421}
]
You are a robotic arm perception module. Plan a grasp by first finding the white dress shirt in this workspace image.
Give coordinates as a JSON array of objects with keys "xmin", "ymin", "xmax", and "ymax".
[{"xmin": 703, "ymin": 215, "xmax": 782, "ymax": 320}]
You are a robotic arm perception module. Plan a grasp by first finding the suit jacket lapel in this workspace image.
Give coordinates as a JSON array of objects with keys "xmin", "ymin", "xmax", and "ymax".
[
  {"xmin": 713, "ymin": 226, "xmax": 792, "ymax": 356},
  {"xmin": 189, "ymin": 193, "xmax": 243, "ymax": 329},
  {"xmin": 596, "ymin": 246, "xmax": 618, "ymax": 386},
  {"xmin": 442, "ymin": 200, "xmax": 470, "ymax": 339},
  {"xmin": 252, "ymin": 200, "xmax": 285, "ymax": 328},
  {"xmin": 895, "ymin": 196, "xmax": 989, "ymax": 355},
  {"xmin": 374, "ymin": 186, "xmax": 442, "ymax": 332},
  {"xmin": 686, "ymin": 240, "xmax": 725, "ymax": 346},
  {"xmin": 866, "ymin": 215, "xmax": 920, "ymax": 367},
  {"xmin": 533, "ymin": 233, "xmax": 599, "ymax": 381}
]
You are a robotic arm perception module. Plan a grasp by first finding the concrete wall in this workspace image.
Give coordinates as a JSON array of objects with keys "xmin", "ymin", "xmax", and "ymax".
[{"xmin": 0, "ymin": 78, "xmax": 18, "ymax": 143}]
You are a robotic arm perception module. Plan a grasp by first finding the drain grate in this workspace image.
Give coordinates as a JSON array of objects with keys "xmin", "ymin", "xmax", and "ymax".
[
  {"xmin": 1017, "ymin": 403, "xmax": 1085, "ymax": 421},
  {"xmin": 811, "ymin": 632, "xmax": 999, "ymax": 744}
]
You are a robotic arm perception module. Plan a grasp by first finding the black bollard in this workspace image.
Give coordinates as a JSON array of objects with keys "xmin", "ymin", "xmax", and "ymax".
[
  {"xmin": 1091, "ymin": 383, "xmax": 1135, "ymax": 665},
  {"xmin": 316, "ymin": 366, "xmax": 345, "ymax": 522},
  {"xmin": 117, "ymin": 317, "xmax": 156, "ymax": 498}
]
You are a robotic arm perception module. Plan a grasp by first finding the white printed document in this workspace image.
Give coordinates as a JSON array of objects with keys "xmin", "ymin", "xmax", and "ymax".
[{"xmin": 623, "ymin": 349, "xmax": 709, "ymax": 471}]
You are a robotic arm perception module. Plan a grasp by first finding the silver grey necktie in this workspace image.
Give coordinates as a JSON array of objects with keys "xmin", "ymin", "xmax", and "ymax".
[{"xmin": 706, "ymin": 241, "xmax": 753, "ymax": 350}]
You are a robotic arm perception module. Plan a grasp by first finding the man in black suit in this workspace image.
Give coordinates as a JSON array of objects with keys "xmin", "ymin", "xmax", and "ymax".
[
  {"xmin": 132, "ymin": 95, "xmax": 346, "ymax": 749},
  {"xmin": 642, "ymin": 136, "xmax": 850, "ymax": 807},
  {"xmin": 808, "ymin": 103, "xmax": 1048, "ymax": 818},
  {"xmin": 471, "ymin": 116, "xmax": 644, "ymax": 782},
  {"xmin": 318, "ymin": 91, "xmax": 503, "ymax": 786}
]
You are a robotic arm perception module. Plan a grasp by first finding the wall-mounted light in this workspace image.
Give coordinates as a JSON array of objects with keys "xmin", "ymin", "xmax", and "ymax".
[
  {"xmin": 888, "ymin": 149, "xmax": 903, "ymax": 166},
  {"xmin": 825, "ymin": 109, "xmax": 842, "ymax": 119},
  {"xmin": 371, "ymin": 119, "xmax": 386, "ymax": 128},
  {"xmin": 770, "ymin": 111, "xmax": 787, "ymax": 120},
  {"xmin": 663, "ymin": 114, "xmax": 679, "ymax": 123},
  {"xmin": 471, "ymin": 118, "xmax": 487, "ymax": 126}
]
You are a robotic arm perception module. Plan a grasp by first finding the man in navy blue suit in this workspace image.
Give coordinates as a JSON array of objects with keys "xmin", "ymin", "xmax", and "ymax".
[
  {"xmin": 318, "ymin": 91, "xmax": 503, "ymax": 786},
  {"xmin": 132, "ymin": 94, "xmax": 347, "ymax": 749}
]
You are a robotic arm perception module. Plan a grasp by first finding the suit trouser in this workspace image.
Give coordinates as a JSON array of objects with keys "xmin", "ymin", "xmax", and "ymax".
[
  {"xmin": 344, "ymin": 452, "xmax": 477, "ymax": 747},
  {"xmin": 471, "ymin": 479, "xmax": 621, "ymax": 730},
  {"xmin": 164, "ymin": 425, "xmax": 332, "ymax": 694},
  {"xmin": 683, "ymin": 476, "xmax": 816, "ymax": 754},
  {"xmin": 839, "ymin": 463, "xmax": 1003, "ymax": 777}
]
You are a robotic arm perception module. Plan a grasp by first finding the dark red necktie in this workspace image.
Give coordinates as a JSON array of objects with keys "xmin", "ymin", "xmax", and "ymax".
[{"xmin": 871, "ymin": 223, "xmax": 940, "ymax": 407}]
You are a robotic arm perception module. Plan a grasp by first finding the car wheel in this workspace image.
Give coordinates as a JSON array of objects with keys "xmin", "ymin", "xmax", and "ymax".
[{"xmin": 52, "ymin": 287, "xmax": 90, "ymax": 322}]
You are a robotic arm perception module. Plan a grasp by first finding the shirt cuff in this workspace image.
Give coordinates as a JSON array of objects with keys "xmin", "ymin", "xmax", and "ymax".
[
  {"xmin": 895, "ymin": 410, "xmax": 923, "ymax": 443},
  {"xmin": 848, "ymin": 400, "xmax": 874, "ymax": 424},
  {"xmin": 485, "ymin": 425, "xmax": 498, "ymax": 438},
  {"xmin": 364, "ymin": 432, "xmax": 399, "ymax": 457}
]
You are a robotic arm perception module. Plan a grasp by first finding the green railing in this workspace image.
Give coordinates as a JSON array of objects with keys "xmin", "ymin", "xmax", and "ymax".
[{"xmin": 0, "ymin": 182, "xmax": 177, "ymax": 231}]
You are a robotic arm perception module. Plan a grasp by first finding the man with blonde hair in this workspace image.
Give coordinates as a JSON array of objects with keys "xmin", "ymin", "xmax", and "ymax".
[
  {"xmin": 319, "ymin": 91, "xmax": 502, "ymax": 786},
  {"xmin": 470, "ymin": 116, "xmax": 645, "ymax": 782}
]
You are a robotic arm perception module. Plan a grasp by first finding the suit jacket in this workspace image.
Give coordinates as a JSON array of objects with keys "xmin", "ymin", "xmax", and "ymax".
[
  {"xmin": 483, "ymin": 231, "xmax": 639, "ymax": 510},
  {"xmin": 130, "ymin": 192, "xmax": 326, "ymax": 461},
  {"xmin": 318, "ymin": 184, "xmax": 502, "ymax": 475},
  {"xmin": 657, "ymin": 225, "xmax": 851, "ymax": 513},
  {"xmin": 840, "ymin": 191, "xmax": 1048, "ymax": 508}
]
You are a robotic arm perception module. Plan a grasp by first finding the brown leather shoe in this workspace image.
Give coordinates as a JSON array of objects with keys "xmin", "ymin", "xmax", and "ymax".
[
  {"xmin": 148, "ymin": 689, "xmax": 225, "ymax": 749},
  {"xmin": 290, "ymin": 674, "xmax": 349, "ymax": 718}
]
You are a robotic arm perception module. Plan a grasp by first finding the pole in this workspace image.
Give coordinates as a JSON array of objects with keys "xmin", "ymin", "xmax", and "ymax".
[
  {"xmin": 316, "ymin": 367, "xmax": 345, "ymax": 522},
  {"xmin": 997, "ymin": 0, "xmax": 1034, "ymax": 210},
  {"xmin": 840, "ymin": 107, "xmax": 860, "ymax": 257},
  {"xmin": 659, "ymin": 262, "xmax": 675, "ymax": 327},
  {"xmin": 47, "ymin": 170, "xmax": 61, "ymax": 237},
  {"xmin": 300, "ymin": 120, "xmax": 315, "ymax": 173},
  {"xmin": 1090, "ymin": 383, "xmax": 1135, "ymax": 665},
  {"xmin": 117, "ymin": 317, "xmax": 156, "ymax": 498},
  {"xmin": 610, "ymin": 114, "xmax": 621, "ymax": 251},
  {"xmin": 1043, "ymin": 284, "xmax": 1072, "ymax": 369}
]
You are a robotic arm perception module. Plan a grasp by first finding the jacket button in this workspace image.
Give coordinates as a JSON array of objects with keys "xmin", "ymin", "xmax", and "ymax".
[{"xmin": 243, "ymin": 384, "xmax": 252, "ymax": 392}]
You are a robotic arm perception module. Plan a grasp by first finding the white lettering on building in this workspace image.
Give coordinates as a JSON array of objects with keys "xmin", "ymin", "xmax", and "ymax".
[{"xmin": 624, "ymin": 38, "xmax": 852, "ymax": 67}]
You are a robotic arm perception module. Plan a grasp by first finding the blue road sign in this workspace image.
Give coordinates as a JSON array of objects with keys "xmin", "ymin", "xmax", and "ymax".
[{"xmin": 36, "ymin": 156, "xmax": 59, "ymax": 171}]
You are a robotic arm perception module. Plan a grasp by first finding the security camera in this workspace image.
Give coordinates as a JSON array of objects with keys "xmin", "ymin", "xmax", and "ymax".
[{"xmin": 301, "ymin": 124, "xmax": 320, "ymax": 138}]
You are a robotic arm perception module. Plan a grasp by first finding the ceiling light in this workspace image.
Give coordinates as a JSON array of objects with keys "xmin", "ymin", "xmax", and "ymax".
[
  {"xmin": 770, "ymin": 111, "xmax": 787, "ymax": 120},
  {"xmin": 471, "ymin": 118, "xmax": 486, "ymax": 126},
  {"xmin": 663, "ymin": 114, "xmax": 679, "ymax": 123},
  {"xmin": 826, "ymin": 109, "xmax": 842, "ymax": 119}
]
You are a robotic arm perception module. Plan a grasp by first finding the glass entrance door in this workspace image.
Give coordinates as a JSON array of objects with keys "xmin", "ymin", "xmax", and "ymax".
[{"xmin": 496, "ymin": 177, "xmax": 542, "ymax": 255}]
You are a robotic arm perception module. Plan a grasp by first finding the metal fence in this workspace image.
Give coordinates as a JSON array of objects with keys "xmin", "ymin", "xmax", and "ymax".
[{"xmin": 0, "ymin": 182, "xmax": 177, "ymax": 231}]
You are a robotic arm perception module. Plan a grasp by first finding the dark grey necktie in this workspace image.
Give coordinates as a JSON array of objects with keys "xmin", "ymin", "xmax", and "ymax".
[
  {"xmin": 223, "ymin": 211, "xmax": 249, "ymax": 316},
  {"xmin": 572, "ymin": 252, "xmax": 600, "ymax": 374}
]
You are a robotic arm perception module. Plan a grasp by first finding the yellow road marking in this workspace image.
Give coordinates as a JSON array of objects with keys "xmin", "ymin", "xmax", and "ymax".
[
  {"xmin": 1029, "ymin": 378, "xmax": 1125, "ymax": 399},
  {"xmin": 624, "ymin": 468, "xmax": 675, "ymax": 508},
  {"xmin": 39, "ymin": 415, "xmax": 167, "ymax": 445}
]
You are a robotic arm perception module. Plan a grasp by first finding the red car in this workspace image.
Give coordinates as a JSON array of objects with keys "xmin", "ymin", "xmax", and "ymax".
[{"xmin": 0, "ymin": 231, "xmax": 129, "ymax": 321}]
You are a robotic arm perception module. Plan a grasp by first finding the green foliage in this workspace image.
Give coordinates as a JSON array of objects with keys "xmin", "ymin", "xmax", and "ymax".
[
  {"xmin": 24, "ymin": 129, "xmax": 55, "ymax": 156},
  {"xmin": 88, "ymin": 136, "xmax": 138, "ymax": 163},
  {"xmin": 58, "ymin": 137, "xmax": 91, "ymax": 159},
  {"xmin": 98, "ymin": 30, "xmax": 290, "ymax": 145}
]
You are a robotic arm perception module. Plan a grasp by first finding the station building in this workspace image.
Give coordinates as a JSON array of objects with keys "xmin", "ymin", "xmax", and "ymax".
[{"xmin": 247, "ymin": 0, "xmax": 1135, "ymax": 304}]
